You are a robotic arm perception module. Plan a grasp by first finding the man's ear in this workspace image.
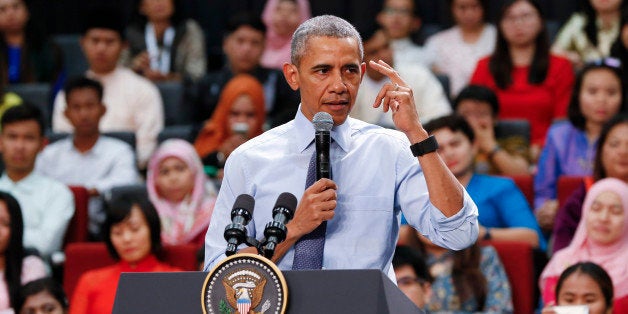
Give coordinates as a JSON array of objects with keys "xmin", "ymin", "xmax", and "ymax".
[
  {"xmin": 360, "ymin": 62, "xmax": 367, "ymax": 82},
  {"xmin": 282, "ymin": 63, "xmax": 300, "ymax": 91}
]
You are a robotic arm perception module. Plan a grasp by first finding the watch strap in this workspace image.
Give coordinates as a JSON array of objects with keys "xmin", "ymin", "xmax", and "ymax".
[{"xmin": 410, "ymin": 135, "xmax": 439, "ymax": 157}]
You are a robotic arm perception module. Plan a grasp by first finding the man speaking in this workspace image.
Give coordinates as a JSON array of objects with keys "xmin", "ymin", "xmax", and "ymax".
[{"xmin": 203, "ymin": 15, "xmax": 479, "ymax": 280}]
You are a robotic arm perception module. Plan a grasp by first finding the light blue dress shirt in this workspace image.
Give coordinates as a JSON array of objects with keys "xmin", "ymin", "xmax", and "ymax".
[{"xmin": 204, "ymin": 109, "xmax": 479, "ymax": 279}]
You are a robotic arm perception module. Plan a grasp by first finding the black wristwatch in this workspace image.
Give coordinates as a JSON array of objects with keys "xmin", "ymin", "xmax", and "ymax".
[{"xmin": 410, "ymin": 135, "xmax": 439, "ymax": 157}]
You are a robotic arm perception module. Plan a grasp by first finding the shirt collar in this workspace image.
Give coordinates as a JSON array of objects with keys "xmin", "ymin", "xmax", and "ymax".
[
  {"xmin": 0, "ymin": 171, "xmax": 38, "ymax": 192},
  {"xmin": 294, "ymin": 106, "xmax": 350, "ymax": 153}
]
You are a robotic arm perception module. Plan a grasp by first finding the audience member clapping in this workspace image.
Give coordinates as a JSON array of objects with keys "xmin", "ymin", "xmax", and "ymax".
[
  {"xmin": 470, "ymin": 0, "xmax": 574, "ymax": 160},
  {"xmin": 534, "ymin": 62, "xmax": 625, "ymax": 233},
  {"xmin": 553, "ymin": 114, "xmax": 628, "ymax": 253},
  {"xmin": 553, "ymin": 0, "xmax": 626, "ymax": 68},
  {"xmin": 69, "ymin": 190, "xmax": 180, "ymax": 314},
  {"xmin": 0, "ymin": 192, "xmax": 47, "ymax": 313},
  {"xmin": 425, "ymin": 114, "xmax": 545, "ymax": 250},
  {"xmin": 454, "ymin": 85, "xmax": 531, "ymax": 175},
  {"xmin": 147, "ymin": 139, "xmax": 217, "ymax": 246},
  {"xmin": 0, "ymin": 0, "xmax": 63, "ymax": 85},
  {"xmin": 16, "ymin": 277, "xmax": 68, "ymax": 314},
  {"xmin": 36, "ymin": 77, "xmax": 140, "ymax": 239},
  {"xmin": 540, "ymin": 178, "xmax": 628, "ymax": 308},
  {"xmin": 424, "ymin": 0, "xmax": 496, "ymax": 97},
  {"xmin": 193, "ymin": 74, "xmax": 266, "ymax": 176},
  {"xmin": 52, "ymin": 5, "xmax": 164, "ymax": 168},
  {"xmin": 122, "ymin": 0, "xmax": 206, "ymax": 82},
  {"xmin": 541, "ymin": 262, "xmax": 613, "ymax": 314},
  {"xmin": 0, "ymin": 104, "xmax": 74, "ymax": 258},
  {"xmin": 260, "ymin": 0, "xmax": 310, "ymax": 70}
]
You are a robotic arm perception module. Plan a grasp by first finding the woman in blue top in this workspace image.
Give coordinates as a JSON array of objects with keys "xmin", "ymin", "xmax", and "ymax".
[
  {"xmin": 534, "ymin": 61, "xmax": 625, "ymax": 232},
  {"xmin": 425, "ymin": 114, "xmax": 546, "ymax": 251}
]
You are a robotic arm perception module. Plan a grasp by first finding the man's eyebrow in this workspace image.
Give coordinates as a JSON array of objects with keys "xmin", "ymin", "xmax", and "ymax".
[{"xmin": 311, "ymin": 64, "xmax": 332, "ymax": 71}]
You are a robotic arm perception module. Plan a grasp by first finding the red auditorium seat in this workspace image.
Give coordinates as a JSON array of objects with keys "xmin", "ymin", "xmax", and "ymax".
[
  {"xmin": 481, "ymin": 240, "xmax": 535, "ymax": 314},
  {"xmin": 557, "ymin": 176, "xmax": 586, "ymax": 209},
  {"xmin": 63, "ymin": 242, "xmax": 199, "ymax": 298},
  {"xmin": 65, "ymin": 186, "xmax": 89, "ymax": 245},
  {"xmin": 508, "ymin": 175, "xmax": 534, "ymax": 209}
]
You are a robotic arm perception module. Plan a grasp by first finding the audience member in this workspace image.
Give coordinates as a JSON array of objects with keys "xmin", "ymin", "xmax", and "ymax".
[
  {"xmin": 470, "ymin": 0, "xmax": 574, "ymax": 160},
  {"xmin": 351, "ymin": 28, "xmax": 451, "ymax": 127},
  {"xmin": 407, "ymin": 228, "xmax": 512, "ymax": 313},
  {"xmin": 0, "ymin": 192, "xmax": 47, "ymax": 313},
  {"xmin": 553, "ymin": 0, "xmax": 625, "ymax": 68},
  {"xmin": 147, "ymin": 139, "xmax": 217, "ymax": 246},
  {"xmin": 376, "ymin": 0, "xmax": 429, "ymax": 67},
  {"xmin": 453, "ymin": 85, "xmax": 531, "ymax": 175},
  {"xmin": 0, "ymin": 104, "xmax": 74, "ymax": 258},
  {"xmin": 552, "ymin": 114, "xmax": 628, "ymax": 253},
  {"xmin": 610, "ymin": 8, "xmax": 628, "ymax": 88},
  {"xmin": 36, "ymin": 77, "xmax": 140, "ymax": 239},
  {"xmin": 186, "ymin": 12, "xmax": 299, "ymax": 128},
  {"xmin": 51, "ymin": 6, "xmax": 164, "ymax": 168},
  {"xmin": 534, "ymin": 62, "xmax": 625, "ymax": 232},
  {"xmin": 69, "ymin": 190, "xmax": 180, "ymax": 314},
  {"xmin": 540, "ymin": 178, "xmax": 628, "ymax": 306},
  {"xmin": 0, "ymin": 0, "xmax": 63, "ymax": 85},
  {"xmin": 260, "ymin": 0, "xmax": 311, "ymax": 70},
  {"xmin": 541, "ymin": 262, "xmax": 613, "ymax": 314},
  {"xmin": 424, "ymin": 0, "xmax": 496, "ymax": 97},
  {"xmin": 122, "ymin": 0, "xmax": 206, "ymax": 82},
  {"xmin": 425, "ymin": 114, "xmax": 545, "ymax": 250},
  {"xmin": 16, "ymin": 277, "xmax": 68, "ymax": 314},
  {"xmin": 392, "ymin": 245, "xmax": 433, "ymax": 311},
  {"xmin": 193, "ymin": 74, "xmax": 265, "ymax": 175}
]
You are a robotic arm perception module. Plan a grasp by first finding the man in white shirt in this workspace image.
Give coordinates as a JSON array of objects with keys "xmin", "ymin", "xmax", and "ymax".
[
  {"xmin": 51, "ymin": 6, "xmax": 164, "ymax": 168},
  {"xmin": 376, "ymin": 0, "xmax": 431, "ymax": 67},
  {"xmin": 0, "ymin": 105, "xmax": 74, "ymax": 257},
  {"xmin": 37, "ymin": 77, "xmax": 140, "ymax": 238},
  {"xmin": 352, "ymin": 28, "xmax": 451, "ymax": 127}
]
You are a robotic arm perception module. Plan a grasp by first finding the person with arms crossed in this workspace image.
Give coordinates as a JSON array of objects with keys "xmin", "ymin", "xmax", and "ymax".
[{"xmin": 204, "ymin": 15, "xmax": 479, "ymax": 279}]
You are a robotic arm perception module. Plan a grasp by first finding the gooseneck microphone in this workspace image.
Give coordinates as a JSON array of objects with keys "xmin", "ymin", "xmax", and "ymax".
[
  {"xmin": 262, "ymin": 192, "xmax": 298, "ymax": 259},
  {"xmin": 313, "ymin": 112, "xmax": 333, "ymax": 180},
  {"xmin": 224, "ymin": 194, "xmax": 255, "ymax": 256}
]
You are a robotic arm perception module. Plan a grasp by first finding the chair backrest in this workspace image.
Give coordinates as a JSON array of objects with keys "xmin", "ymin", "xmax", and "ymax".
[
  {"xmin": 65, "ymin": 186, "xmax": 89, "ymax": 246},
  {"xmin": 508, "ymin": 175, "xmax": 534, "ymax": 209},
  {"xmin": 435, "ymin": 74, "xmax": 451, "ymax": 99},
  {"xmin": 481, "ymin": 240, "xmax": 535, "ymax": 314},
  {"xmin": 156, "ymin": 81, "xmax": 190, "ymax": 126},
  {"xmin": 495, "ymin": 119, "xmax": 531, "ymax": 144},
  {"xmin": 63, "ymin": 242, "xmax": 199, "ymax": 298},
  {"xmin": 5, "ymin": 83, "xmax": 51, "ymax": 127},
  {"xmin": 158, "ymin": 124, "xmax": 196, "ymax": 144},
  {"xmin": 557, "ymin": 176, "xmax": 586, "ymax": 209},
  {"xmin": 46, "ymin": 131, "xmax": 136, "ymax": 151},
  {"xmin": 52, "ymin": 34, "xmax": 88, "ymax": 78}
]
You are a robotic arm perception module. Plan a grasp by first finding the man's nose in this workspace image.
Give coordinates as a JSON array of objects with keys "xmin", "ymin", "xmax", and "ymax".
[{"xmin": 330, "ymin": 70, "xmax": 347, "ymax": 93}]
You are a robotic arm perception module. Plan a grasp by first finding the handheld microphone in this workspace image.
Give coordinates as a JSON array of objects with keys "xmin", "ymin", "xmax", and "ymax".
[
  {"xmin": 224, "ymin": 194, "xmax": 255, "ymax": 256},
  {"xmin": 262, "ymin": 192, "xmax": 298, "ymax": 259},
  {"xmin": 313, "ymin": 112, "xmax": 333, "ymax": 180}
]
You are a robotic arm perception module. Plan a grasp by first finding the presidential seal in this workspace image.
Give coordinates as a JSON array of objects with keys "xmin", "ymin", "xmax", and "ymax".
[{"xmin": 201, "ymin": 253, "xmax": 288, "ymax": 314}]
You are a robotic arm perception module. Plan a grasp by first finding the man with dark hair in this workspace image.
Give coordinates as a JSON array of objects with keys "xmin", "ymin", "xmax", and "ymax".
[
  {"xmin": 0, "ymin": 104, "xmax": 74, "ymax": 257},
  {"xmin": 453, "ymin": 85, "xmax": 531, "ymax": 175},
  {"xmin": 393, "ymin": 246, "xmax": 433, "ymax": 310},
  {"xmin": 187, "ymin": 11, "xmax": 300, "ymax": 129},
  {"xmin": 51, "ymin": 5, "xmax": 164, "ymax": 168},
  {"xmin": 37, "ymin": 76, "xmax": 140, "ymax": 239}
]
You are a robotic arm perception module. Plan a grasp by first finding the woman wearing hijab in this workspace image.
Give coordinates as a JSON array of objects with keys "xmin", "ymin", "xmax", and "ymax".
[{"xmin": 260, "ymin": 0, "xmax": 311, "ymax": 69}]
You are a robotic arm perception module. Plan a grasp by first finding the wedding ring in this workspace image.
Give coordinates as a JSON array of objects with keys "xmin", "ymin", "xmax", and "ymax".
[{"xmin": 394, "ymin": 83, "xmax": 399, "ymax": 91}]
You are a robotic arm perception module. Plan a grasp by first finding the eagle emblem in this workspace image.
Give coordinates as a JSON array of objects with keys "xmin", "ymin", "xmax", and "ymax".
[{"xmin": 223, "ymin": 269, "xmax": 267, "ymax": 314}]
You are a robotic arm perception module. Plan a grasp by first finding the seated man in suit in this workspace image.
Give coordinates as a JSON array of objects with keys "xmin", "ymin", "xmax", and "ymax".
[
  {"xmin": 0, "ymin": 104, "xmax": 74, "ymax": 258},
  {"xmin": 186, "ymin": 12, "xmax": 300, "ymax": 130},
  {"xmin": 37, "ymin": 77, "xmax": 140, "ymax": 239}
]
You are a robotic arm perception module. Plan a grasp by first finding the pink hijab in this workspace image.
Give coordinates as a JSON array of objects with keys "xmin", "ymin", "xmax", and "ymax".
[
  {"xmin": 540, "ymin": 178, "xmax": 628, "ymax": 299},
  {"xmin": 147, "ymin": 139, "xmax": 217, "ymax": 245},
  {"xmin": 260, "ymin": 0, "xmax": 311, "ymax": 69}
]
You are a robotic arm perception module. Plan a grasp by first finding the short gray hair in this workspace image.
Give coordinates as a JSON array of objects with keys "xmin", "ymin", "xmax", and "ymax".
[{"xmin": 290, "ymin": 15, "xmax": 363, "ymax": 67}]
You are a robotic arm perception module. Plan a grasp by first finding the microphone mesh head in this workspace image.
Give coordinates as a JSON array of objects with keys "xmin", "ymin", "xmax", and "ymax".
[
  {"xmin": 274, "ymin": 192, "xmax": 298, "ymax": 212},
  {"xmin": 313, "ymin": 112, "xmax": 333, "ymax": 132},
  {"xmin": 232, "ymin": 194, "xmax": 255, "ymax": 214}
]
